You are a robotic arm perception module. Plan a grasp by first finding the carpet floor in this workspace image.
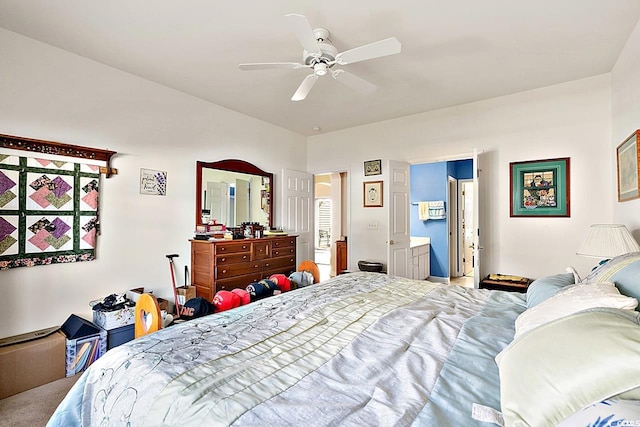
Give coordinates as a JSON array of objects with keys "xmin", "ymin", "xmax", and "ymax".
[{"xmin": 0, "ymin": 374, "xmax": 79, "ymax": 427}]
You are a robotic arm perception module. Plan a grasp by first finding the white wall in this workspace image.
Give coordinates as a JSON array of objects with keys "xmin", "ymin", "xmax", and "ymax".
[
  {"xmin": 0, "ymin": 29, "xmax": 306, "ymax": 338},
  {"xmin": 612, "ymin": 19, "xmax": 640, "ymax": 236},
  {"xmin": 308, "ymin": 75, "xmax": 613, "ymax": 281}
]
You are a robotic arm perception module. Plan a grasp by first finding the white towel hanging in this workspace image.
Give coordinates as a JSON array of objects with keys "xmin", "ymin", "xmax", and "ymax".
[
  {"xmin": 418, "ymin": 202, "xmax": 430, "ymax": 220},
  {"xmin": 428, "ymin": 200, "xmax": 446, "ymax": 219}
]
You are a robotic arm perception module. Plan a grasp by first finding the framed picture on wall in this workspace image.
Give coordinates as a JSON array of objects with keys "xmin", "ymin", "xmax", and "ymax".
[
  {"xmin": 509, "ymin": 157, "xmax": 570, "ymax": 217},
  {"xmin": 616, "ymin": 130, "xmax": 640, "ymax": 202},
  {"xmin": 363, "ymin": 181, "xmax": 383, "ymax": 207},
  {"xmin": 140, "ymin": 168, "xmax": 167, "ymax": 196},
  {"xmin": 364, "ymin": 159, "xmax": 382, "ymax": 176}
]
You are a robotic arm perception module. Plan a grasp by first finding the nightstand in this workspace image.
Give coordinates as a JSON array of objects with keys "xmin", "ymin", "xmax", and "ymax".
[{"xmin": 479, "ymin": 274, "xmax": 532, "ymax": 292}]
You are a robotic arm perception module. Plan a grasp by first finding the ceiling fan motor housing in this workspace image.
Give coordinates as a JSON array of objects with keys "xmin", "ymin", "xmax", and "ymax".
[{"xmin": 303, "ymin": 27, "xmax": 337, "ymax": 66}]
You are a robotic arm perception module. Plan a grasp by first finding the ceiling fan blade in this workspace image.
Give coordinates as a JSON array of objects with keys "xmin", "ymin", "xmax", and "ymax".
[
  {"xmin": 285, "ymin": 13, "xmax": 321, "ymax": 55},
  {"xmin": 331, "ymin": 70, "xmax": 377, "ymax": 94},
  {"xmin": 335, "ymin": 37, "xmax": 401, "ymax": 65},
  {"xmin": 291, "ymin": 74, "xmax": 318, "ymax": 101},
  {"xmin": 239, "ymin": 62, "xmax": 307, "ymax": 71}
]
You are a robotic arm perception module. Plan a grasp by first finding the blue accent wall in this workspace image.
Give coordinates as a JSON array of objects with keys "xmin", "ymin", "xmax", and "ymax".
[{"xmin": 410, "ymin": 159, "xmax": 472, "ymax": 278}]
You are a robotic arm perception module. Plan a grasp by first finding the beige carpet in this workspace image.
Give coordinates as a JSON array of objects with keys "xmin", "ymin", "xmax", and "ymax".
[{"xmin": 0, "ymin": 374, "xmax": 80, "ymax": 427}]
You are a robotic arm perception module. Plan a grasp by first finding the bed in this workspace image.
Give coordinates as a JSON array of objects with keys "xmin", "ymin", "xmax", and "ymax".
[{"xmin": 47, "ymin": 254, "xmax": 640, "ymax": 427}]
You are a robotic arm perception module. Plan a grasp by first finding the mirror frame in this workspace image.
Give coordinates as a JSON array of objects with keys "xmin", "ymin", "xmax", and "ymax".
[{"xmin": 196, "ymin": 159, "xmax": 274, "ymax": 228}]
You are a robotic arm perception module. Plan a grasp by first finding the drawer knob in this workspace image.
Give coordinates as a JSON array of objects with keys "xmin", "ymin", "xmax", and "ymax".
[
  {"xmin": 220, "ymin": 247, "xmax": 226, "ymax": 251},
  {"xmin": 243, "ymin": 255, "xmax": 247, "ymax": 259},
  {"xmin": 264, "ymin": 263, "xmax": 269, "ymax": 267},
  {"xmin": 221, "ymin": 257, "xmax": 226, "ymax": 262},
  {"xmin": 243, "ymin": 245, "xmax": 248, "ymax": 249},
  {"xmin": 222, "ymin": 269, "xmax": 227, "ymax": 274}
]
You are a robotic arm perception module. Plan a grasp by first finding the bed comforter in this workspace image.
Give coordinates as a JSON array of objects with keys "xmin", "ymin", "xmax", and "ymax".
[{"xmin": 48, "ymin": 272, "xmax": 525, "ymax": 426}]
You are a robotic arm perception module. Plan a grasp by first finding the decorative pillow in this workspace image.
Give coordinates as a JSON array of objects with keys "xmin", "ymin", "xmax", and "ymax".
[
  {"xmin": 498, "ymin": 308, "xmax": 640, "ymax": 427},
  {"xmin": 525, "ymin": 272, "xmax": 575, "ymax": 308},
  {"xmin": 582, "ymin": 252, "xmax": 640, "ymax": 309},
  {"xmin": 515, "ymin": 282, "xmax": 638, "ymax": 338},
  {"xmin": 557, "ymin": 399, "xmax": 640, "ymax": 426}
]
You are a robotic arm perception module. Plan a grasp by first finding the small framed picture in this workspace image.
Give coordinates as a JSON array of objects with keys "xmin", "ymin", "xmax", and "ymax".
[
  {"xmin": 363, "ymin": 181, "xmax": 383, "ymax": 207},
  {"xmin": 616, "ymin": 130, "xmax": 640, "ymax": 202},
  {"xmin": 364, "ymin": 159, "xmax": 382, "ymax": 176},
  {"xmin": 140, "ymin": 168, "xmax": 167, "ymax": 196}
]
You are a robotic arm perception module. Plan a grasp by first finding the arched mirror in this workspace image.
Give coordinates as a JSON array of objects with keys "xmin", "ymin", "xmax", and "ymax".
[{"xmin": 196, "ymin": 159, "xmax": 273, "ymax": 229}]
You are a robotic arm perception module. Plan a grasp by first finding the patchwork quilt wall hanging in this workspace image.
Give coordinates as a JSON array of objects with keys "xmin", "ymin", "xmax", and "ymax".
[{"xmin": 0, "ymin": 153, "xmax": 100, "ymax": 269}]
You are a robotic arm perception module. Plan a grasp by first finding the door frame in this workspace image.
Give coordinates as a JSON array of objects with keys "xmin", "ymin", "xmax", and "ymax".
[
  {"xmin": 410, "ymin": 151, "xmax": 481, "ymax": 286},
  {"xmin": 308, "ymin": 166, "xmax": 351, "ymax": 272},
  {"xmin": 448, "ymin": 176, "xmax": 458, "ymax": 278}
]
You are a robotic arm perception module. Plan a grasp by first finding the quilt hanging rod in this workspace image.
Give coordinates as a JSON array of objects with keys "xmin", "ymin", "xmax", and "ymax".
[{"xmin": 0, "ymin": 133, "xmax": 118, "ymax": 178}]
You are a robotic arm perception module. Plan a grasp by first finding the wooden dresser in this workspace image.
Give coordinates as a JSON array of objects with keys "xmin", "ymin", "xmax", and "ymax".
[{"xmin": 190, "ymin": 235, "xmax": 297, "ymax": 301}]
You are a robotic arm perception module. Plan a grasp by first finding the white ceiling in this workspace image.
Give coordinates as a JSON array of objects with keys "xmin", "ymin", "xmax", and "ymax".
[{"xmin": 1, "ymin": 1, "xmax": 640, "ymax": 136}]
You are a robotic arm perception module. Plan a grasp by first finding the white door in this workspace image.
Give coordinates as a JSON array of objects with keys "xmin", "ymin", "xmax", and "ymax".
[
  {"xmin": 235, "ymin": 179, "xmax": 250, "ymax": 224},
  {"xmin": 282, "ymin": 169, "xmax": 314, "ymax": 265},
  {"xmin": 207, "ymin": 181, "xmax": 229, "ymax": 225},
  {"xmin": 472, "ymin": 150, "xmax": 483, "ymax": 287},
  {"xmin": 387, "ymin": 160, "xmax": 411, "ymax": 277},
  {"xmin": 460, "ymin": 180, "xmax": 474, "ymax": 276}
]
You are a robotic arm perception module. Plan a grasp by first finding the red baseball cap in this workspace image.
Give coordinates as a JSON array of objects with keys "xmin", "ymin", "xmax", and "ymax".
[
  {"xmin": 269, "ymin": 274, "xmax": 291, "ymax": 292},
  {"xmin": 213, "ymin": 290, "xmax": 240, "ymax": 312},
  {"xmin": 231, "ymin": 288, "xmax": 251, "ymax": 305}
]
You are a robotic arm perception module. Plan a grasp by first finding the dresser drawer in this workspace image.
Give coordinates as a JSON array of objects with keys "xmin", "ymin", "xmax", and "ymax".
[
  {"xmin": 253, "ymin": 241, "xmax": 270, "ymax": 260},
  {"xmin": 214, "ymin": 241, "xmax": 251, "ymax": 255},
  {"xmin": 272, "ymin": 246, "xmax": 295, "ymax": 257},
  {"xmin": 216, "ymin": 273, "xmax": 263, "ymax": 292},
  {"xmin": 271, "ymin": 237, "xmax": 296, "ymax": 249},
  {"xmin": 216, "ymin": 252, "xmax": 250, "ymax": 265},
  {"xmin": 216, "ymin": 262, "xmax": 261, "ymax": 279},
  {"xmin": 262, "ymin": 255, "xmax": 295, "ymax": 271}
]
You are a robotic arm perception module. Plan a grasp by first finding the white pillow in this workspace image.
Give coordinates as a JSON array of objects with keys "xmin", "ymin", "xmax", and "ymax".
[
  {"xmin": 514, "ymin": 282, "xmax": 638, "ymax": 338},
  {"xmin": 557, "ymin": 399, "xmax": 640, "ymax": 426}
]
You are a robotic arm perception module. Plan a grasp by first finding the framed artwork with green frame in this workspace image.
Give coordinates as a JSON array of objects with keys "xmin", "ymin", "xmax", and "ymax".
[{"xmin": 510, "ymin": 157, "xmax": 570, "ymax": 217}]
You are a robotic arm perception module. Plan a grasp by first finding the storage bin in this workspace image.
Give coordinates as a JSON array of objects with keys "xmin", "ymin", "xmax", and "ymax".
[
  {"xmin": 92, "ymin": 305, "xmax": 135, "ymax": 330},
  {"xmin": 106, "ymin": 324, "xmax": 135, "ymax": 350},
  {"xmin": 61, "ymin": 314, "xmax": 107, "ymax": 377}
]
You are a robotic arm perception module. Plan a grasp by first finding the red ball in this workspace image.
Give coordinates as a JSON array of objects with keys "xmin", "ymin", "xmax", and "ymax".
[
  {"xmin": 213, "ymin": 290, "xmax": 240, "ymax": 312},
  {"xmin": 231, "ymin": 288, "xmax": 251, "ymax": 305},
  {"xmin": 269, "ymin": 274, "xmax": 291, "ymax": 292}
]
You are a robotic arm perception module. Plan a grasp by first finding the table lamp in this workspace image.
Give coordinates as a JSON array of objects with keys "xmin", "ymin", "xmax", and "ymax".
[{"xmin": 576, "ymin": 224, "xmax": 640, "ymax": 259}]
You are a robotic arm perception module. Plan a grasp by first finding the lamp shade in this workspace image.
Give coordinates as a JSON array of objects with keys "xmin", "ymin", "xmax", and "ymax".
[{"xmin": 576, "ymin": 224, "xmax": 640, "ymax": 258}]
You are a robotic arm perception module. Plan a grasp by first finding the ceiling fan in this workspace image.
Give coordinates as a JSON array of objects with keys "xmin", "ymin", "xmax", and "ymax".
[{"xmin": 239, "ymin": 14, "xmax": 402, "ymax": 101}]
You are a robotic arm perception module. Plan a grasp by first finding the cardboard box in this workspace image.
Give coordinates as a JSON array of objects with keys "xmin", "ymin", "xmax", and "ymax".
[
  {"xmin": 177, "ymin": 286, "xmax": 196, "ymax": 306},
  {"xmin": 0, "ymin": 328, "xmax": 66, "ymax": 399},
  {"xmin": 92, "ymin": 305, "xmax": 135, "ymax": 330},
  {"xmin": 127, "ymin": 287, "xmax": 145, "ymax": 303},
  {"xmin": 61, "ymin": 315, "xmax": 107, "ymax": 377},
  {"xmin": 128, "ymin": 288, "xmax": 170, "ymax": 312}
]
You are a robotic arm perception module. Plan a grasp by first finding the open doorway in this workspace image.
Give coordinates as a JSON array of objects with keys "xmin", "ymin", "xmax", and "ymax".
[
  {"xmin": 313, "ymin": 172, "xmax": 347, "ymax": 282},
  {"xmin": 410, "ymin": 157, "xmax": 476, "ymax": 287}
]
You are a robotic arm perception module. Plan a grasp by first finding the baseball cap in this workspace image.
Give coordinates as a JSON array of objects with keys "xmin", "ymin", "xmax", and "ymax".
[{"xmin": 180, "ymin": 297, "xmax": 213, "ymax": 319}]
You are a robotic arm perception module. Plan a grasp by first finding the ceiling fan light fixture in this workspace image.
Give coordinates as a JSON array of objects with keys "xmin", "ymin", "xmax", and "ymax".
[{"xmin": 314, "ymin": 62, "xmax": 328, "ymax": 76}]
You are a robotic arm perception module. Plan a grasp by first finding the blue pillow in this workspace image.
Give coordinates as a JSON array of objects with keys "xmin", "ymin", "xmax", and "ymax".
[
  {"xmin": 525, "ymin": 273, "xmax": 575, "ymax": 308},
  {"xmin": 582, "ymin": 252, "xmax": 640, "ymax": 310}
]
